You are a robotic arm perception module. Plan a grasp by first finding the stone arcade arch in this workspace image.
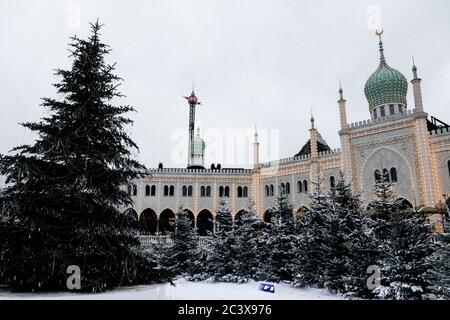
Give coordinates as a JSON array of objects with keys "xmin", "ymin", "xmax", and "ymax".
[
  {"xmin": 159, "ymin": 209, "xmax": 176, "ymax": 235},
  {"xmin": 295, "ymin": 206, "xmax": 308, "ymax": 220},
  {"xmin": 140, "ymin": 208, "xmax": 158, "ymax": 234},
  {"xmin": 234, "ymin": 209, "xmax": 248, "ymax": 223},
  {"xmin": 397, "ymin": 198, "xmax": 414, "ymax": 210},
  {"xmin": 197, "ymin": 209, "xmax": 214, "ymax": 236},
  {"xmin": 183, "ymin": 209, "xmax": 195, "ymax": 229},
  {"xmin": 122, "ymin": 208, "xmax": 139, "ymax": 229},
  {"xmin": 263, "ymin": 210, "xmax": 273, "ymax": 223}
]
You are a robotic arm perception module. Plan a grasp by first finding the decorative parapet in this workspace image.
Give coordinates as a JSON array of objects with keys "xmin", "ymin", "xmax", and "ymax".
[
  {"xmin": 260, "ymin": 148, "xmax": 341, "ymax": 168},
  {"xmin": 429, "ymin": 126, "xmax": 450, "ymax": 137},
  {"xmin": 318, "ymin": 148, "xmax": 341, "ymax": 157},
  {"xmin": 146, "ymin": 168, "xmax": 253, "ymax": 175},
  {"xmin": 348, "ymin": 109, "xmax": 414, "ymax": 130}
]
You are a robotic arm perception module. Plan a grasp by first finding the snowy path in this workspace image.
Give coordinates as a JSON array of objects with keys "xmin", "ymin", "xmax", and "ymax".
[{"xmin": 0, "ymin": 279, "xmax": 341, "ymax": 300}]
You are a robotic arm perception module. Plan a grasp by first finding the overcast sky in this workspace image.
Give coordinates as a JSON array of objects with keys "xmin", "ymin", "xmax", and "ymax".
[{"xmin": 1, "ymin": 0, "xmax": 450, "ymax": 169}]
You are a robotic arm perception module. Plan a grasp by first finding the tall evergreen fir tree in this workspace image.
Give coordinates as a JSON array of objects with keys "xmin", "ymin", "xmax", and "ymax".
[
  {"xmin": 0, "ymin": 21, "xmax": 169, "ymax": 292},
  {"xmin": 205, "ymin": 199, "xmax": 237, "ymax": 281},
  {"xmin": 259, "ymin": 185, "xmax": 298, "ymax": 282},
  {"xmin": 369, "ymin": 176, "xmax": 401, "ymax": 240},
  {"xmin": 294, "ymin": 179, "xmax": 330, "ymax": 288},
  {"xmin": 231, "ymin": 199, "xmax": 260, "ymax": 282},
  {"xmin": 427, "ymin": 215, "xmax": 450, "ymax": 299},
  {"xmin": 369, "ymin": 179, "xmax": 435, "ymax": 300},
  {"xmin": 374, "ymin": 207, "xmax": 435, "ymax": 300},
  {"xmin": 160, "ymin": 206, "xmax": 199, "ymax": 277},
  {"xmin": 324, "ymin": 173, "xmax": 379, "ymax": 298}
]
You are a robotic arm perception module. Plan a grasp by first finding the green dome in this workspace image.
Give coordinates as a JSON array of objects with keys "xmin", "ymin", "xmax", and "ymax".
[{"xmin": 364, "ymin": 37, "xmax": 408, "ymax": 109}]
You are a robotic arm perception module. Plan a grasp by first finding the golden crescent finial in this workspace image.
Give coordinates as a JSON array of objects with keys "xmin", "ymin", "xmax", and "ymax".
[{"xmin": 375, "ymin": 29, "xmax": 384, "ymax": 37}]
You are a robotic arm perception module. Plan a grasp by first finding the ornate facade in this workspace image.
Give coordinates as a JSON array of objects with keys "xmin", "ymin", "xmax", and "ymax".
[{"xmin": 126, "ymin": 34, "xmax": 450, "ymax": 235}]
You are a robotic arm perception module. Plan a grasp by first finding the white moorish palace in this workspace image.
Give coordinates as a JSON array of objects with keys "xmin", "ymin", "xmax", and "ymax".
[{"xmin": 126, "ymin": 33, "xmax": 450, "ymax": 237}]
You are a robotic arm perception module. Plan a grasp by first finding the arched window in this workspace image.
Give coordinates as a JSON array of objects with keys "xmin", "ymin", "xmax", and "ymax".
[
  {"xmin": 237, "ymin": 186, "xmax": 243, "ymax": 198},
  {"xmin": 448, "ymin": 160, "xmax": 450, "ymax": 178},
  {"xmin": 132, "ymin": 184, "xmax": 137, "ymax": 196},
  {"xmin": 188, "ymin": 185, "xmax": 193, "ymax": 197},
  {"xmin": 224, "ymin": 186, "xmax": 230, "ymax": 197},
  {"xmin": 303, "ymin": 180, "xmax": 308, "ymax": 193},
  {"xmin": 219, "ymin": 186, "xmax": 224, "ymax": 197},
  {"xmin": 243, "ymin": 186, "xmax": 248, "ymax": 198},
  {"xmin": 374, "ymin": 169, "xmax": 382, "ymax": 183},
  {"xmin": 151, "ymin": 185, "xmax": 156, "ymax": 196},
  {"xmin": 389, "ymin": 104, "xmax": 395, "ymax": 115},
  {"xmin": 145, "ymin": 185, "xmax": 151, "ymax": 196},
  {"xmin": 390, "ymin": 167, "xmax": 398, "ymax": 183},
  {"xmin": 286, "ymin": 182, "xmax": 290, "ymax": 194},
  {"xmin": 330, "ymin": 176, "xmax": 336, "ymax": 189},
  {"xmin": 270, "ymin": 184, "xmax": 274, "ymax": 196},
  {"xmin": 169, "ymin": 185, "xmax": 175, "ymax": 196},
  {"xmin": 297, "ymin": 181, "xmax": 303, "ymax": 193},
  {"xmin": 200, "ymin": 186, "xmax": 206, "ymax": 197},
  {"xmin": 182, "ymin": 185, "xmax": 187, "ymax": 197},
  {"xmin": 206, "ymin": 186, "xmax": 211, "ymax": 197},
  {"xmin": 380, "ymin": 105, "xmax": 386, "ymax": 117},
  {"xmin": 163, "ymin": 185, "xmax": 169, "ymax": 196},
  {"xmin": 280, "ymin": 183, "xmax": 285, "ymax": 194},
  {"xmin": 383, "ymin": 168, "xmax": 390, "ymax": 183},
  {"xmin": 265, "ymin": 185, "xmax": 269, "ymax": 197}
]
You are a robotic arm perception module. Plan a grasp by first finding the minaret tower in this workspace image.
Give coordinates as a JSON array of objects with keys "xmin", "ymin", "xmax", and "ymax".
[
  {"xmin": 337, "ymin": 81, "xmax": 352, "ymax": 184},
  {"xmin": 309, "ymin": 113, "xmax": 319, "ymax": 185},
  {"xmin": 411, "ymin": 56, "xmax": 424, "ymax": 112},
  {"xmin": 253, "ymin": 125, "xmax": 260, "ymax": 169},
  {"xmin": 184, "ymin": 86, "xmax": 202, "ymax": 167}
]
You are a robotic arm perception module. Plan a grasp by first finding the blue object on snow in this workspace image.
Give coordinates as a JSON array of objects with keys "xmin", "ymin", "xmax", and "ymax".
[{"xmin": 258, "ymin": 282, "xmax": 275, "ymax": 293}]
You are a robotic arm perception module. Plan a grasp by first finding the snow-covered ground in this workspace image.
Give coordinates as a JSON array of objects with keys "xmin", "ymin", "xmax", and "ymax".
[{"xmin": 0, "ymin": 279, "xmax": 341, "ymax": 300}]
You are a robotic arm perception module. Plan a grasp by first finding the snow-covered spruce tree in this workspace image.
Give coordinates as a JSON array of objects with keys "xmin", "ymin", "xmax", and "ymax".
[
  {"xmin": 259, "ymin": 185, "xmax": 298, "ymax": 282},
  {"xmin": 375, "ymin": 208, "xmax": 435, "ymax": 300},
  {"xmin": 425, "ymin": 215, "xmax": 450, "ymax": 299},
  {"xmin": 230, "ymin": 199, "xmax": 260, "ymax": 282},
  {"xmin": 205, "ymin": 199, "xmax": 237, "ymax": 281},
  {"xmin": 369, "ymin": 177, "xmax": 401, "ymax": 240},
  {"xmin": 369, "ymin": 182, "xmax": 435, "ymax": 300},
  {"xmin": 161, "ymin": 206, "xmax": 199, "ymax": 277},
  {"xmin": 0, "ymin": 21, "xmax": 170, "ymax": 292},
  {"xmin": 324, "ymin": 172, "xmax": 379, "ymax": 298},
  {"xmin": 294, "ymin": 178, "xmax": 331, "ymax": 288}
]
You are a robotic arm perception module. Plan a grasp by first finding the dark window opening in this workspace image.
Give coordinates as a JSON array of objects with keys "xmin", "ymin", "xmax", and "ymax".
[
  {"xmin": 383, "ymin": 168, "xmax": 390, "ymax": 183},
  {"xmin": 330, "ymin": 176, "xmax": 336, "ymax": 189},
  {"xmin": 374, "ymin": 170, "xmax": 382, "ymax": 183},
  {"xmin": 297, "ymin": 181, "xmax": 303, "ymax": 193},
  {"xmin": 243, "ymin": 186, "xmax": 248, "ymax": 198},
  {"xmin": 389, "ymin": 104, "xmax": 395, "ymax": 115},
  {"xmin": 390, "ymin": 167, "xmax": 398, "ymax": 183}
]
